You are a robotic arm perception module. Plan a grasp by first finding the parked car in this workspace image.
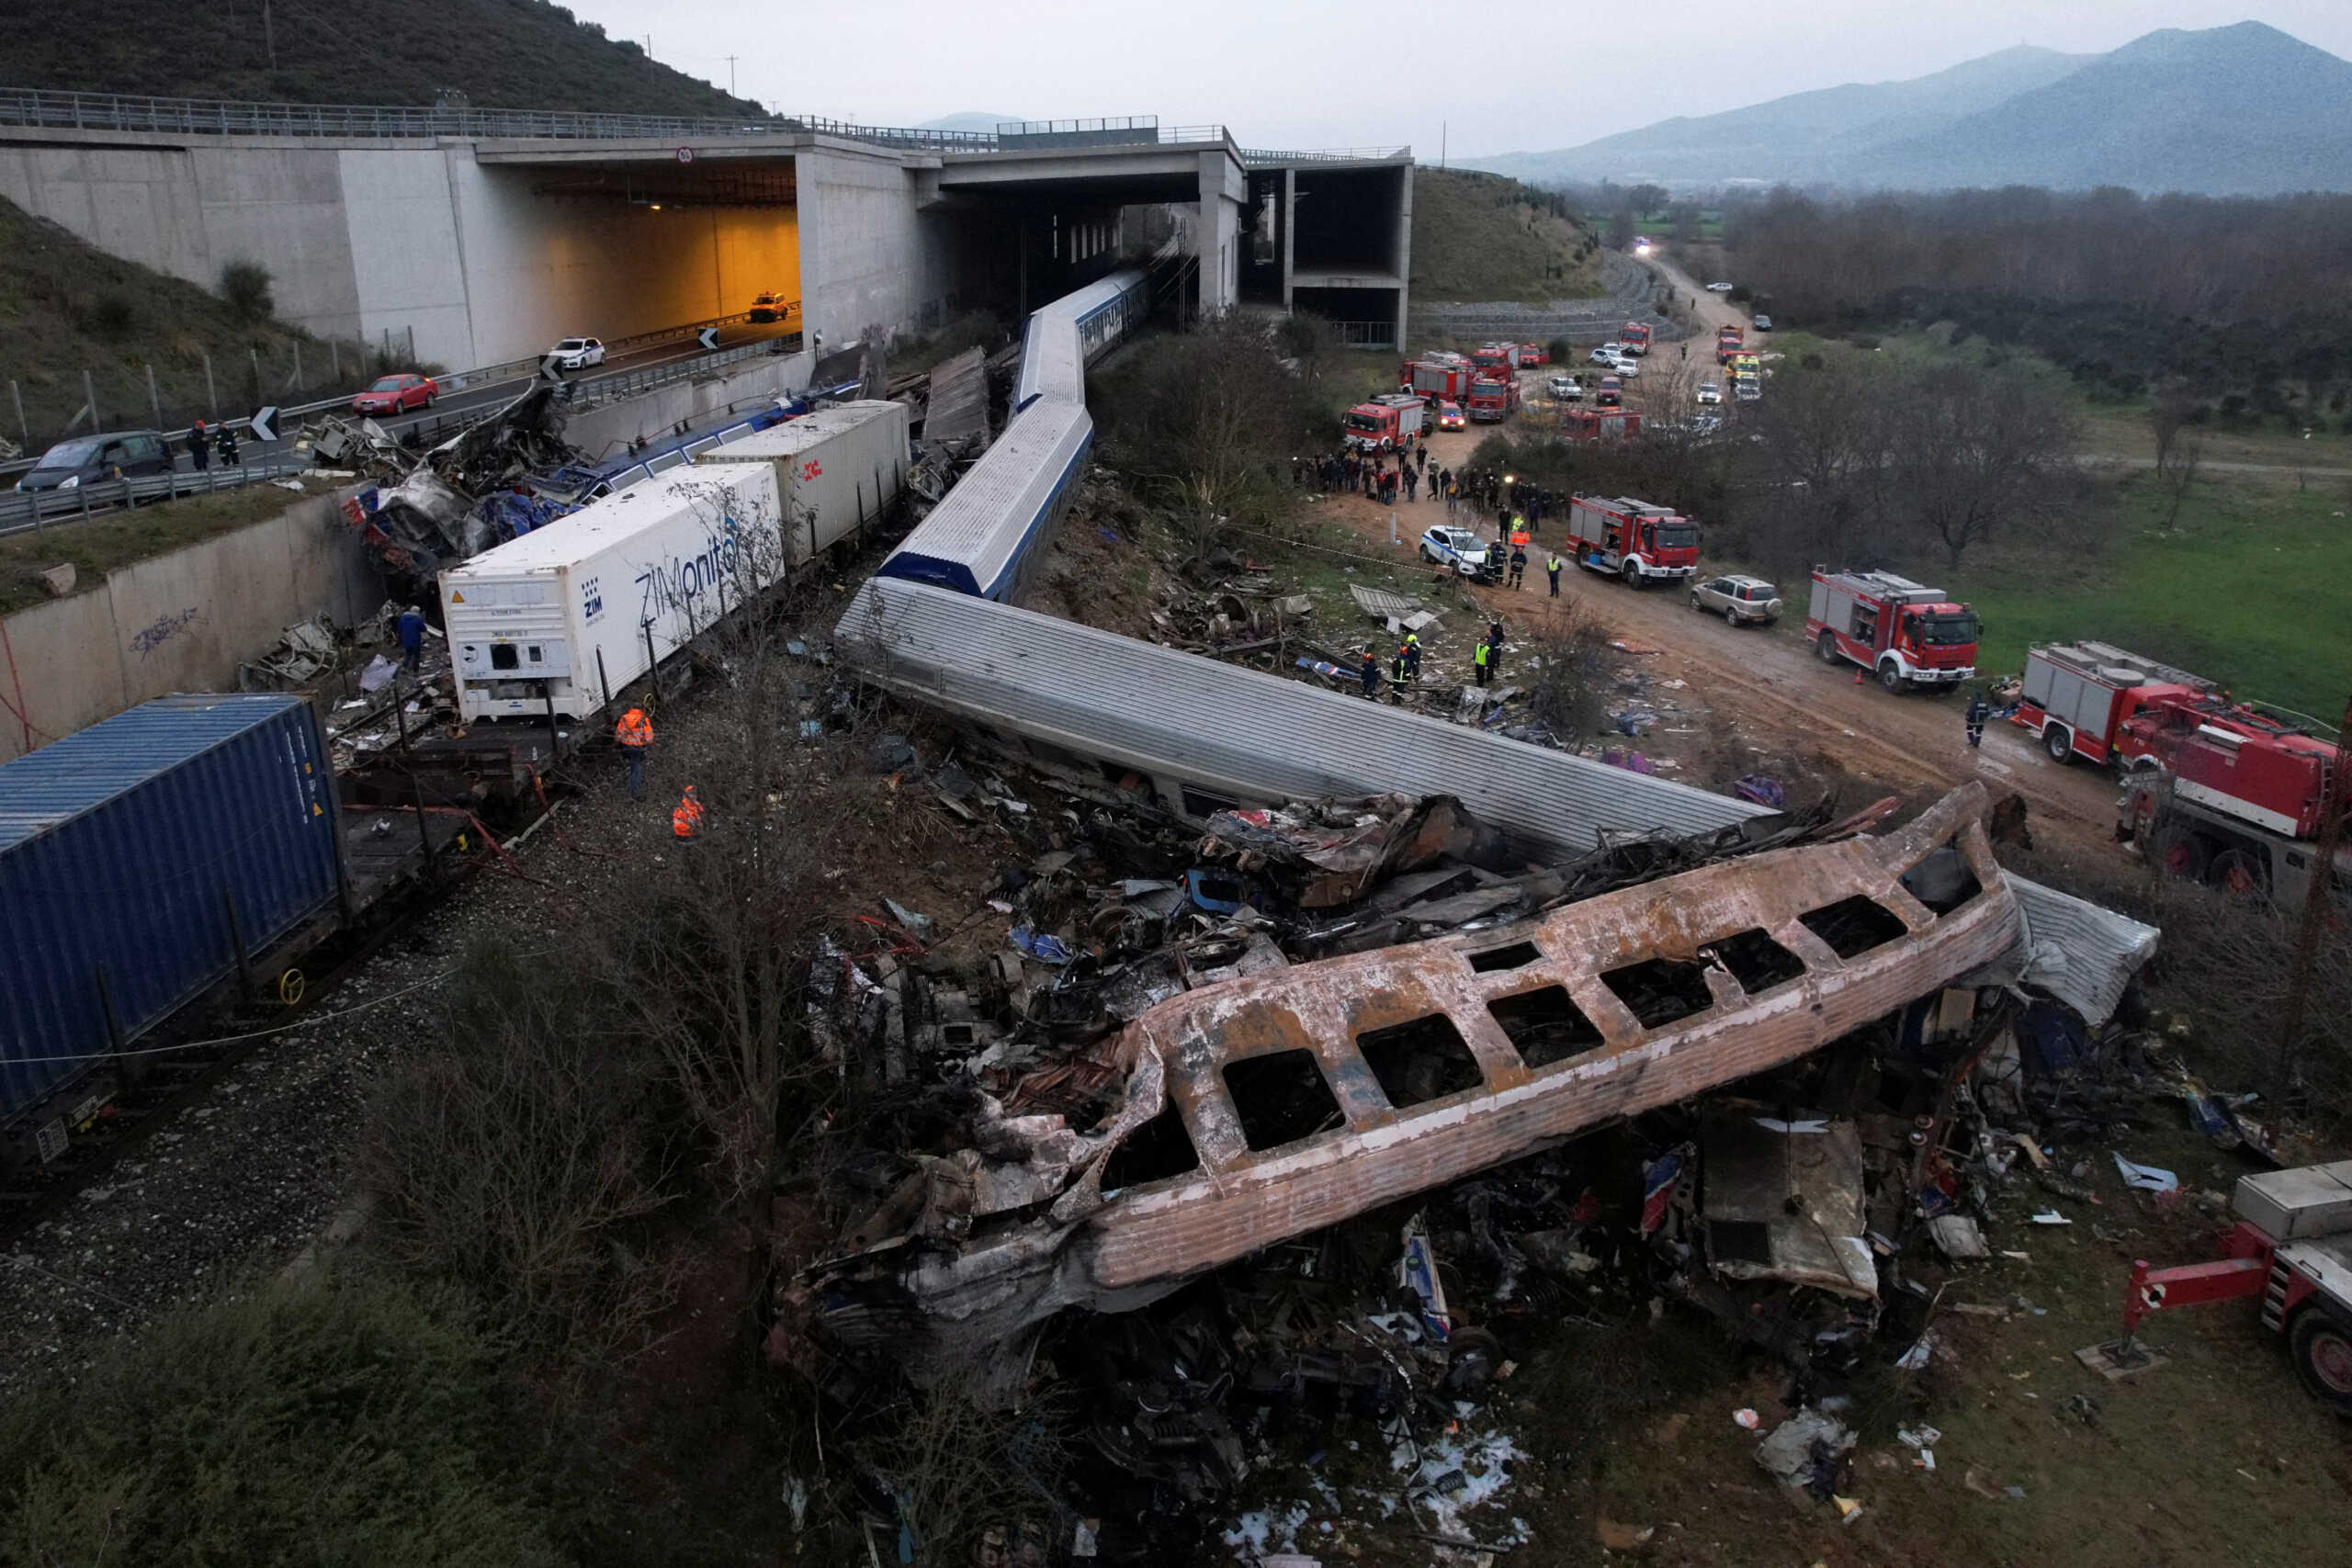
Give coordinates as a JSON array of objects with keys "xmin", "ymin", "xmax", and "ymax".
[
  {"xmin": 1437, "ymin": 400, "xmax": 1465, "ymax": 431},
  {"xmin": 1611, "ymin": 355, "xmax": 1639, "ymax": 379},
  {"xmin": 1696, "ymin": 382, "xmax": 1723, "ymax": 405},
  {"xmin": 1690, "ymin": 574, "xmax": 1783, "ymax": 626},
  {"xmin": 1706, "ymin": 281, "xmax": 1736, "ymax": 292},
  {"xmin": 1751, "ymin": 313, "xmax": 1773, "ymax": 331},
  {"xmin": 1419, "ymin": 525, "xmax": 1492, "ymax": 576},
  {"xmin": 1588, "ymin": 344, "xmax": 1625, "ymax": 367},
  {"xmin": 350, "ymin": 373, "xmax": 436, "ymax": 415},
  {"xmin": 545, "ymin": 336, "xmax": 606, "ymax": 371},
  {"xmin": 1546, "ymin": 375, "xmax": 1582, "ymax": 401},
  {"xmin": 1596, "ymin": 376, "xmax": 1622, "ymax": 407},
  {"xmin": 17, "ymin": 430, "xmax": 175, "ymax": 491},
  {"xmin": 747, "ymin": 292, "xmax": 794, "ymax": 323}
]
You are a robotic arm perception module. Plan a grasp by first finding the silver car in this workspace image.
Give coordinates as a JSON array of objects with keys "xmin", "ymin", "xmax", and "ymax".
[{"xmin": 1690, "ymin": 573, "xmax": 1782, "ymax": 626}]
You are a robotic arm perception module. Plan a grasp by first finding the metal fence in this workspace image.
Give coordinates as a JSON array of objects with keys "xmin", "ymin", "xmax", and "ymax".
[
  {"xmin": 0, "ymin": 455, "xmax": 313, "ymax": 537},
  {"xmin": 0, "ymin": 89, "xmax": 1407, "ymax": 169},
  {"xmin": 0, "ymin": 88, "xmax": 996, "ymax": 150},
  {"xmin": 1331, "ymin": 321, "xmax": 1400, "ymax": 349}
]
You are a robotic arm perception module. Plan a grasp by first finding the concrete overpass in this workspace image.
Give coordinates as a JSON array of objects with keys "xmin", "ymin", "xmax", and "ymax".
[{"xmin": 0, "ymin": 93, "xmax": 1411, "ymax": 369}]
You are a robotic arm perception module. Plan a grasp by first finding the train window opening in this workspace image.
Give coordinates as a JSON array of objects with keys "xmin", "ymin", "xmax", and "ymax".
[
  {"xmin": 1100, "ymin": 1101, "xmax": 1201, "ymax": 1190},
  {"xmin": 1223, "ymin": 1049, "xmax": 1345, "ymax": 1152},
  {"xmin": 1705, "ymin": 929, "xmax": 1805, "ymax": 995},
  {"xmin": 1799, "ymin": 896, "xmax": 1910, "ymax": 958},
  {"xmin": 1899, "ymin": 843, "xmax": 1984, "ymax": 915},
  {"xmin": 1487, "ymin": 985, "xmax": 1604, "ymax": 1068},
  {"xmin": 1466, "ymin": 941, "xmax": 1544, "ymax": 975},
  {"xmin": 1601, "ymin": 956, "xmax": 1717, "ymax": 1029},
  {"xmin": 1357, "ymin": 1014, "xmax": 1483, "ymax": 1109}
]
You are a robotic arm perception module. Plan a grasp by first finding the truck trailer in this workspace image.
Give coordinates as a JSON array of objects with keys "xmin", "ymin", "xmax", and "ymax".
[
  {"xmin": 1806, "ymin": 570, "xmax": 1978, "ymax": 693},
  {"xmin": 1566, "ymin": 495, "xmax": 1700, "ymax": 586},
  {"xmin": 444, "ymin": 463, "xmax": 784, "ymax": 725}
]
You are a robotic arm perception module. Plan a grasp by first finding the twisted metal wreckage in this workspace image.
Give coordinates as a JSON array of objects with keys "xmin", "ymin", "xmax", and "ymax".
[{"xmin": 773, "ymin": 783, "xmax": 2051, "ymax": 1389}]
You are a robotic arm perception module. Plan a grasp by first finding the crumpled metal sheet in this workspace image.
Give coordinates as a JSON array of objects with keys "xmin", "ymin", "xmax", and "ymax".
[
  {"xmin": 1984, "ymin": 874, "xmax": 2159, "ymax": 1025},
  {"xmin": 1196, "ymin": 794, "xmax": 1506, "ymax": 909},
  {"xmin": 774, "ymin": 782, "xmax": 2020, "ymax": 1386},
  {"xmin": 1702, "ymin": 1115, "xmax": 1876, "ymax": 1299}
]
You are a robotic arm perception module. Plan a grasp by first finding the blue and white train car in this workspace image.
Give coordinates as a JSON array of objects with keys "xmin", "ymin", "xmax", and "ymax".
[
  {"xmin": 875, "ymin": 397, "xmax": 1091, "ymax": 601},
  {"xmin": 1013, "ymin": 269, "xmax": 1152, "ymax": 412}
]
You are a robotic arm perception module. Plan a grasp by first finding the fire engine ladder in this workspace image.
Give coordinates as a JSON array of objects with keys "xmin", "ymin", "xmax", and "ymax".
[{"xmin": 2262, "ymin": 1254, "xmax": 2297, "ymax": 1332}]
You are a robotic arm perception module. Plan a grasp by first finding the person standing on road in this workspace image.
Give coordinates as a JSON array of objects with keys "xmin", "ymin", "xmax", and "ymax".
[
  {"xmin": 615, "ymin": 706, "xmax": 654, "ymax": 800},
  {"xmin": 1403, "ymin": 465, "xmax": 1418, "ymax": 503},
  {"xmin": 1446, "ymin": 479, "xmax": 1459, "ymax": 517},
  {"xmin": 395, "ymin": 604, "xmax": 426, "ymax": 672},
  {"xmin": 187, "ymin": 421, "xmax": 210, "ymax": 472},
  {"xmin": 1965, "ymin": 689, "xmax": 1990, "ymax": 749},
  {"xmin": 1509, "ymin": 546, "xmax": 1527, "ymax": 590},
  {"xmin": 1389, "ymin": 643, "xmax": 1409, "ymax": 700},
  {"xmin": 1546, "ymin": 552, "xmax": 1563, "ymax": 597},
  {"xmin": 215, "ymin": 423, "xmax": 241, "ymax": 468}
]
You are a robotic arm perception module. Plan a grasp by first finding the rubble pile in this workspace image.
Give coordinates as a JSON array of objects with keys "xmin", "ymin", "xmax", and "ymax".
[{"xmin": 755, "ymin": 750, "xmax": 2165, "ymax": 1557}]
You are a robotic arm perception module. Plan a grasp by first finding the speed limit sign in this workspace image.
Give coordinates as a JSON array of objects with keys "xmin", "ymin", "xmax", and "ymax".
[{"xmin": 676, "ymin": 146, "xmax": 695, "ymax": 164}]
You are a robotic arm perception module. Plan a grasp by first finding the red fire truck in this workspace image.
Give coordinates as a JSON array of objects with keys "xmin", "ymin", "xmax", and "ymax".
[
  {"xmin": 1399, "ymin": 352, "xmax": 1475, "ymax": 402},
  {"xmin": 1471, "ymin": 344, "xmax": 1517, "ymax": 377},
  {"xmin": 1805, "ymin": 570, "xmax": 1978, "ymax": 693},
  {"xmin": 1464, "ymin": 373, "xmax": 1519, "ymax": 423},
  {"xmin": 1715, "ymin": 326, "xmax": 1744, "ymax": 364},
  {"xmin": 1341, "ymin": 393, "xmax": 1426, "ymax": 453},
  {"xmin": 1566, "ymin": 495, "xmax": 1700, "ymax": 587},
  {"xmin": 2013, "ymin": 641, "xmax": 2217, "ymax": 766},
  {"xmin": 1619, "ymin": 321, "xmax": 1653, "ymax": 356},
  {"xmin": 1561, "ymin": 407, "xmax": 1643, "ymax": 441},
  {"xmin": 2109, "ymin": 1159, "xmax": 2352, "ymax": 1412}
]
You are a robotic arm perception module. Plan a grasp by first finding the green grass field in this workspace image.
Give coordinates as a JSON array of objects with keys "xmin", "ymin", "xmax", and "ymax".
[{"xmin": 1966, "ymin": 473, "xmax": 2352, "ymax": 723}]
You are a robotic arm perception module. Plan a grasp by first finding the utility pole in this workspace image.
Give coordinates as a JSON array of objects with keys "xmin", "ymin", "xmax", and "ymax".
[
  {"xmin": 726, "ymin": 55, "xmax": 740, "ymax": 97},
  {"xmin": 2276, "ymin": 686, "xmax": 2352, "ymax": 1091},
  {"xmin": 1441, "ymin": 121, "xmax": 1447, "ymax": 170}
]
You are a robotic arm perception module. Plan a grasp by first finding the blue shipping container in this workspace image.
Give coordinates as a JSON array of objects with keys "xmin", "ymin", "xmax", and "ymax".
[{"xmin": 0, "ymin": 694, "xmax": 344, "ymax": 1134}]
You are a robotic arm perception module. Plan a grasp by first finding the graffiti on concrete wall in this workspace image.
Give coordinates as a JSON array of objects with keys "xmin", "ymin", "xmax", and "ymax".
[{"xmin": 129, "ymin": 606, "xmax": 202, "ymax": 660}]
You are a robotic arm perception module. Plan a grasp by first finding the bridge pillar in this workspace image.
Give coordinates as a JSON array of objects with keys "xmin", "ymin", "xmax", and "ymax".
[{"xmin": 1194, "ymin": 149, "xmax": 1245, "ymax": 316}]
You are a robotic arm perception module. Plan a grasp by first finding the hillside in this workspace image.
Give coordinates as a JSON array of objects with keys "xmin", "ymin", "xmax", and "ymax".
[
  {"xmin": 1409, "ymin": 169, "xmax": 1604, "ymax": 304},
  {"xmin": 0, "ymin": 0, "xmax": 762, "ymax": 117},
  {"xmin": 0, "ymin": 197, "xmax": 356, "ymax": 450},
  {"xmin": 1469, "ymin": 21, "xmax": 2352, "ymax": 196}
]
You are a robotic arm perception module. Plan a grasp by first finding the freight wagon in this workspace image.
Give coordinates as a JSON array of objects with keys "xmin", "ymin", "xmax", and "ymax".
[
  {"xmin": 442, "ymin": 463, "xmax": 784, "ymax": 725},
  {"xmin": 0, "ymin": 695, "xmax": 345, "ymax": 1168},
  {"xmin": 690, "ymin": 400, "xmax": 912, "ymax": 567}
]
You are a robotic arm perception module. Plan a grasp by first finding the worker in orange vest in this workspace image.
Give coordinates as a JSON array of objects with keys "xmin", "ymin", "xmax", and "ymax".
[
  {"xmin": 673, "ymin": 785, "xmax": 702, "ymax": 840},
  {"xmin": 615, "ymin": 707, "xmax": 654, "ymax": 800}
]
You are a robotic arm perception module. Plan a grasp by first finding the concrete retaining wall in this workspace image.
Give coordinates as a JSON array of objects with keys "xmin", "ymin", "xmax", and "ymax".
[
  {"xmin": 564, "ymin": 347, "xmax": 819, "ymax": 462},
  {"xmin": 0, "ymin": 489, "xmax": 380, "ymax": 763}
]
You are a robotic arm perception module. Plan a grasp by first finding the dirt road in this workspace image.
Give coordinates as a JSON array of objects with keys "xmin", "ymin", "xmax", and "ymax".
[{"xmin": 1316, "ymin": 411, "xmax": 2125, "ymax": 856}]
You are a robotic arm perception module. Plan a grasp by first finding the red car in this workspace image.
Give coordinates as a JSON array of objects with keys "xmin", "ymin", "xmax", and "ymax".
[{"xmin": 352, "ymin": 373, "xmax": 437, "ymax": 415}]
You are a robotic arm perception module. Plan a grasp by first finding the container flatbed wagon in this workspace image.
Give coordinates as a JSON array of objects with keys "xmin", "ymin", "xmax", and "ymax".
[{"xmin": 442, "ymin": 463, "xmax": 784, "ymax": 725}]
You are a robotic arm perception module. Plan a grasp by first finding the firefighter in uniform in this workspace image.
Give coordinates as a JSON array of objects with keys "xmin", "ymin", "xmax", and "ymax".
[{"xmin": 1965, "ymin": 690, "xmax": 1990, "ymax": 749}]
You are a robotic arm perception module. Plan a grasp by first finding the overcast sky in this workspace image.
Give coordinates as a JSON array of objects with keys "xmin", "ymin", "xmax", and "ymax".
[{"xmin": 571, "ymin": 3, "xmax": 2352, "ymax": 159}]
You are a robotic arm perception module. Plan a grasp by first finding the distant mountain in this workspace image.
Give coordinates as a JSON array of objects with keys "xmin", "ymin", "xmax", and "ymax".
[
  {"xmin": 1469, "ymin": 22, "xmax": 2352, "ymax": 196},
  {"xmin": 917, "ymin": 112, "xmax": 1024, "ymax": 134},
  {"xmin": 1472, "ymin": 45, "xmax": 2088, "ymax": 186}
]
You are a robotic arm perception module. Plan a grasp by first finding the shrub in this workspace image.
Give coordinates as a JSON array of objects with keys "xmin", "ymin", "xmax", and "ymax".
[
  {"xmin": 0, "ymin": 1273, "xmax": 561, "ymax": 1566},
  {"xmin": 218, "ymin": 259, "xmax": 274, "ymax": 321},
  {"xmin": 83, "ymin": 289, "xmax": 138, "ymax": 338}
]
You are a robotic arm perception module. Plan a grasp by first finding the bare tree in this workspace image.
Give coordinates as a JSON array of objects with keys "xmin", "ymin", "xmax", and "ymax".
[
  {"xmin": 2149, "ymin": 379, "xmax": 2199, "ymax": 473},
  {"xmin": 2156, "ymin": 430, "xmax": 2205, "ymax": 528},
  {"xmin": 1889, "ymin": 364, "xmax": 2081, "ymax": 568},
  {"xmin": 1738, "ymin": 351, "xmax": 1899, "ymax": 580}
]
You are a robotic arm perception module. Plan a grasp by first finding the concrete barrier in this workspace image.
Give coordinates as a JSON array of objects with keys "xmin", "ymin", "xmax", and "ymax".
[{"xmin": 0, "ymin": 489, "xmax": 381, "ymax": 762}]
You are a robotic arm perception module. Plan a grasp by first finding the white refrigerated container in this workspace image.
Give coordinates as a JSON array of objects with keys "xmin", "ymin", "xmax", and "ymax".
[
  {"xmin": 692, "ymin": 399, "xmax": 911, "ymax": 568},
  {"xmin": 441, "ymin": 463, "xmax": 782, "ymax": 724}
]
